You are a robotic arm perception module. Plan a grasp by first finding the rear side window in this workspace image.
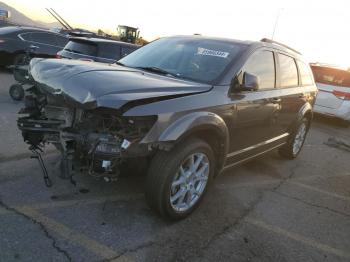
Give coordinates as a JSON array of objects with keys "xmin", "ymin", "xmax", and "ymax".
[
  {"xmin": 19, "ymin": 33, "xmax": 32, "ymax": 41},
  {"xmin": 31, "ymin": 32, "xmax": 57, "ymax": 46},
  {"xmin": 278, "ymin": 54, "xmax": 298, "ymax": 88},
  {"xmin": 64, "ymin": 40, "xmax": 97, "ymax": 56},
  {"xmin": 244, "ymin": 50, "xmax": 275, "ymax": 89},
  {"xmin": 297, "ymin": 61, "xmax": 314, "ymax": 86},
  {"xmin": 98, "ymin": 43, "xmax": 121, "ymax": 60}
]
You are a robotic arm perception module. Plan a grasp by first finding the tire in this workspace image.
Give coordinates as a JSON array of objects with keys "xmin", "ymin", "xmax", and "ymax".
[
  {"xmin": 279, "ymin": 117, "xmax": 310, "ymax": 159},
  {"xmin": 9, "ymin": 84, "xmax": 24, "ymax": 101},
  {"xmin": 145, "ymin": 138, "xmax": 215, "ymax": 220}
]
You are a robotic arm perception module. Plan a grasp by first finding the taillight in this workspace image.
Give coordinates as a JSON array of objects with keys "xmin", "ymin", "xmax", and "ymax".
[{"xmin": 333, "ymin": 90, "xmax": 350, "ymax": 100}]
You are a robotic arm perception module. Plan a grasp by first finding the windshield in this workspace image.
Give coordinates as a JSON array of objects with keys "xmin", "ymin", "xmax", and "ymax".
[{"xmin": 119, "ymin": 37, "xmax": 245, "ymax": 83}]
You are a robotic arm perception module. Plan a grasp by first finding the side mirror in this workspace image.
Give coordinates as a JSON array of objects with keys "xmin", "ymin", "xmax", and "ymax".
[{"xmin": 242, "ymin": 72, "xmax": 259, "ymax": 91}]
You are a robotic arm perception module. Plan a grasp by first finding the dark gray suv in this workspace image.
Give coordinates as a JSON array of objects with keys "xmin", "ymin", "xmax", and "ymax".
[{"xmin": 17, "ymin": 36, "xmax": 317, "ymax": 220}]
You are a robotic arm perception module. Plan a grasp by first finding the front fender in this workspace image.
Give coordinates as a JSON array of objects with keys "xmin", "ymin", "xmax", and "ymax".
[{"xmin": 158, "ymin": 112, "xmax": 228, "ymax": 144}]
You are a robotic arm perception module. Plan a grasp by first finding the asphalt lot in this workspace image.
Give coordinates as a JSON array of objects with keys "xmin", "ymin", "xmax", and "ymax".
[{"xmin": 0, "ymin": 69, "xmax": 349, "ymax": 262}]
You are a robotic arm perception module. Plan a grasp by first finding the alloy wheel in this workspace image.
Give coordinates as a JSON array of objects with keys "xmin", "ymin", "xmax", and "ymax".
[{"xmin": 170, "ymin": 153, "xmax": 210, "ymax": 212}]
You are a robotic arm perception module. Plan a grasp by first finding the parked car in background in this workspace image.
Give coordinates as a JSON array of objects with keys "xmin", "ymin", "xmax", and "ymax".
[
  {"xmin": 18, "ymin": 36, "xmax": 317, "ymax": 220},
  {"xmin": 57, "ymin": 37, "xmax": 139, "ymax": 63},
  {"xmin": 311, "ymin": 64, "xmax": 350, "ymax": 124},
  {"xmin": 0, "ymin": 26, "xmax": 68, "ymax": 67}
]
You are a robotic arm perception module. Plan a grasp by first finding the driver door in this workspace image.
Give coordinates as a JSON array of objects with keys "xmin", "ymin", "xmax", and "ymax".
[{"xmin": 227, "ymin": 50, "xmax": 285, "ymax": 164}]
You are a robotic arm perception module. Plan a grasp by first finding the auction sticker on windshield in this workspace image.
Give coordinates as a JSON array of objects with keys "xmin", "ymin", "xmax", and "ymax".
[{"xmin": 197, "ymin": 47, "xmax": 229, "ymax": 58}]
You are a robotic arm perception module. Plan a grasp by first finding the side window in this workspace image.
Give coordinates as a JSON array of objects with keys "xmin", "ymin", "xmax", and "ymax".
[
  {"xmin": 297, "ymin": 61, "xmax": 314, "ymax": 86},
  {"xmin": 278, "ymin": 53, "xmax": 298, "ymax": 88},
  {"xmin": 31, "ymin": 32, "xmax": 57, "ymax": 46},
  {"xmin": 19, "ymin": 33, "xmax": 32, "ymax": 41},
  {"xmin": 244, "ymin": 50, "xmax": 275, "ymax": 89}
]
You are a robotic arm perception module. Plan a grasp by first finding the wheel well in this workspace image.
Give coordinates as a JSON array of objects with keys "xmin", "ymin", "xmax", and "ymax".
[
  {"xmin": 304, "ymin": 110, "xmax": 312, "ymax": 121},
  {"xmin": 178, "ymin": 129, "xmax": 227, "ymax": 174}
]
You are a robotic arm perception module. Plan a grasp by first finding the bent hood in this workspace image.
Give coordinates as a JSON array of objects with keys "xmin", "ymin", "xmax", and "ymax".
[{"xmin": 29, "ymin": 58, "xmax": 212, "ymax": 110}]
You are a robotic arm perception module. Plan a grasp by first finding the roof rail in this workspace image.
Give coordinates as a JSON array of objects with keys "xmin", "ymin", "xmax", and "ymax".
[{"xmin": 260, "ymin": 38, "xmax": 301, "ymax": 55}]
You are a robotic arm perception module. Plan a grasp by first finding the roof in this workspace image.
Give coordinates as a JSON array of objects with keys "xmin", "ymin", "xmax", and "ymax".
[
  {"xmin": 68, "ymin": 36, "xmax": 140, "ymax": 48},
  {"xmin": 0, "ymin": 25, "xmax": 64, "ymax": 35},
  {"xmin": 118, "ymin": 25, "xmax": 138, "ymax": 30}
]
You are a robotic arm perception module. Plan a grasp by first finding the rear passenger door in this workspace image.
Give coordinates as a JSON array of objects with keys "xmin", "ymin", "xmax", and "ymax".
[{"xmin": 276, "ymin": 53, "xmax": 305, "ymax": 133}]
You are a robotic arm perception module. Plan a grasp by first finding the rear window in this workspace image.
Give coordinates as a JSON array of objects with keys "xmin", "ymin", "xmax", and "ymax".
[
  {"xmin": 55, "ymin": 35, "xmax": 68, "ymax": 47},
  {"xmin": 311, "ymin": 66, "xmax": 350, "ymax": 87},
  {"xmin": 64, "ymin": 40, "xmax": 97, "ymax": 56},
  {"xmin": 278, "ymin": 53, "xmax": 298, "ymax": 88},
  {"xmin": 297, "ymin": 61, "xmax": 314, "ymax": 86},
  {"xmin": 97, "ymin": 43, "xmax": 121, "ymax": 60},
  {"xmin": 121, "ymin": 46, "xmax": 137, "ymax": 58}
]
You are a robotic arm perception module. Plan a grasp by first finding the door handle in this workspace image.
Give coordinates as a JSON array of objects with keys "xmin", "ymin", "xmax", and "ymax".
[{"xmin": 271, "ymin": 98, "xmax": 281, "ymax": 104}]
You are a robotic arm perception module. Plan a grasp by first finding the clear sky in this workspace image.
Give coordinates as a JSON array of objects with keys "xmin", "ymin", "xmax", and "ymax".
[{"xmin": 3, "ymin": 0, "xmax": 350, "ymax": 68}]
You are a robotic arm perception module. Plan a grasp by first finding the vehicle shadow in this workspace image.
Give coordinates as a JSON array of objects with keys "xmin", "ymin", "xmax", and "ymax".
[{"xmin": 313, "ymin": 113, "xmax": 349, "ymax": 128}]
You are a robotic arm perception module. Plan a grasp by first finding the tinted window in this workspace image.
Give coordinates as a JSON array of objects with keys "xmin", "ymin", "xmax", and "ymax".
[
  {"xmin": 244, "ymin": 51, "xmax": 275, "ymax": 89},
  {"xmin": 297, "ymin": 61, "xmax": 314, "ymax": 86},
  {"xmin": 98, "ymin": 43, "xmax": 121, "ymax": 60},
  {"xmin": 311, "ymin": 66, "xmax": 350, "ymax": 87},
  {"xmin": 119, "ymin": 37, "xmax": 245, "ymax": 84},
  {"xmin": 31, "ymin": 32, "xmax": 57, "ymax": 45},
  {"xmin": 121, "ymin": 47, "xmax": 137, "ymax": 58},
  {"xmin": 278, "ymin": 54, "xmax": 298, "ymax": 87},
  {"xmin": 19, "ymin": 33, "xmax": 32, "ymax": 41},
  {"xmin": 64, "ymin": 40, "xmax": 97, "ymax": 56}
]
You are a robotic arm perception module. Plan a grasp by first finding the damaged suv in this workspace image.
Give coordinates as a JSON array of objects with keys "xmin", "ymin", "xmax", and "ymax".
[{"xmin": 17, "ymin": 36, "xmax": 317, "ymax": 220}]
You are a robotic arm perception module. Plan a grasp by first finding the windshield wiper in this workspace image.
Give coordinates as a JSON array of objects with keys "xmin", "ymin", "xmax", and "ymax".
[
  {"xmin": 115, "ymin": 61, "xmax": 125, "ymax": 66},
  {"xmin": 135, "ymin": 66, "xmax": 178, "ymax": 77}
]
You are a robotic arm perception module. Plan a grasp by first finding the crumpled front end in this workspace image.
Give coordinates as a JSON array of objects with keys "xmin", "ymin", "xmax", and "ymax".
[{"xmin": 17, "ymin": 85, "xmax": 157, "ymax": 181}]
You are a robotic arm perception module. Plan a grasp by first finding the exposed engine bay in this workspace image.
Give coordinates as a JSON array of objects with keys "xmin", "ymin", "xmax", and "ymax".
[{"xmin": 17, "ymin": 85, "xmax": 156, "ymax": 182}]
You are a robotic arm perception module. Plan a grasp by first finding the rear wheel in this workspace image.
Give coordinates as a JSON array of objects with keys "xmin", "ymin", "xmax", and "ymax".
[
  {"xmin": 279, "ymin": 117, "xmax": 309, "ymax": 159},
  {"xmin": 145, "ymin": 138, "xmax": 215, "ymax": 220}
]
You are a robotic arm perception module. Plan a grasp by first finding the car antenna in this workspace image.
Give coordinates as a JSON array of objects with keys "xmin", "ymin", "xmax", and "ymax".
[
  {"xmin": 50, "ymin": 8, "xmax": 74, "ymax": 30},
  {"xmin": 46, "ymin": 8, "xmax": 69, "ymax": 30}
]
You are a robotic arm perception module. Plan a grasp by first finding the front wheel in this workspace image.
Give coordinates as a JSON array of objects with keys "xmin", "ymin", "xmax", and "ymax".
[
  {"xmin": 279, "ymin": 117, "xmax": 309, "ymax": 159},
  {"xmin": 9, "ymin": 84, "xmax": 24, "ymax": 101},
  {"xmin": 145, "ymin": 138, "xmax": 215, "ymax": 220}
]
